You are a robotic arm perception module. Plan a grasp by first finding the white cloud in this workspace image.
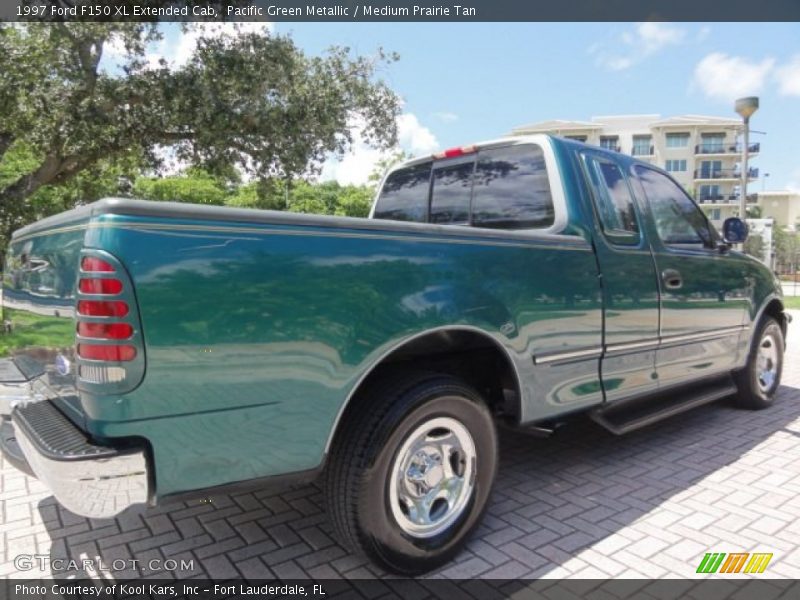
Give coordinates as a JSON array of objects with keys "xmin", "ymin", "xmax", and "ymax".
[
  {"xmin": 692, "ymin": 52, "xmax": 775, "ymax": 102},
  {"xmin": 788, "ymin": 168, "xmax": 800, "ymax": 193},
  {"xmin": 173, "ymin": 22, "xmax": 273, "ymax": 67},
  {"xmin": 321, "ymin": 113, "xmax": 439, "ymax": 186},
  {"xmin": 433, "ymin": 111, "xmax": 459, "ymax": 123},
  {"xmin": 396, "ymin": 113, "xmax": 439, "ymax": 155},
  {"xmin": 590, "ymin": 22, "xmax": 686, "ymax": 71},
  {"xmin": 775, "ymin": 54, "xmax": 800, "ymax": 97},
  {"xmin": 103, "ymin": 23, "xmax": 274, "ymax": 71},
  {"xmin": 696, "ymin": 26, "xmax": 711, "ymax": 42}
]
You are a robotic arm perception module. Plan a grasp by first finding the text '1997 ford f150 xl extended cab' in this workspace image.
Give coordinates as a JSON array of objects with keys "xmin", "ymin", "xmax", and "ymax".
[{"xmin": 0, "ymin": 134, "xmax": 789, "ymax": 574}]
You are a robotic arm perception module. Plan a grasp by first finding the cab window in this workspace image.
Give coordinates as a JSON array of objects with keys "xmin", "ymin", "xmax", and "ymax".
[
  {"xmin": 372, "ymin": 163, "xmax": 432, "ymax": 223},
  {"xmin": 429, "ymin": 160, "xmax": 473, "ymax": 225},
  {"xmin": 584, "ymin": 156, "xmax": 639, "ymax": 242},
  {"xmin": 373, "ymin": 144, "xmax": 555, "ymax": 230},
  {"xmin": 471, "ymin": 145, "xmax": 555, "ymax": 229},
  {"xmin": 635, "ymin": 166, "xmax": 712, "ymax": 246}
]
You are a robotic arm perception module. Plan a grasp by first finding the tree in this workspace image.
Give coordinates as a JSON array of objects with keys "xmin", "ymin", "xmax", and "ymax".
[
  {"xmin": 0, "ymin": 22, "xmax": 400, "ymax": 213},
  {"xmin": 133, "ymin": 169, "xmax": 230, "ymax": 205},
  {"xmin": 743, "ymin": 233, "xmax": 765, "ymax": 262},
  {"xmin": 773, "ymin": 226, "xmax": 800, "ymax": 274}
]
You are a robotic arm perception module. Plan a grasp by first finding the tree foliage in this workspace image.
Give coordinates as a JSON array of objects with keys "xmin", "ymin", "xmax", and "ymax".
[
  {"xmin": 773, "ymin": 226, "xmax": 800, "ymax": 273},
  {"xmin": 743, "ymin": 233, "xmax": 765, "ymax": 262},
  {"xmin": 0, "ymin": 22, "xmax": 400, "ymax": 215}
]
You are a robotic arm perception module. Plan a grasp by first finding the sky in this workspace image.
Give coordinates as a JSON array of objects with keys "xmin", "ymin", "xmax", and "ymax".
[{"xmin": 120, "ymin": 22, "xmax": 800, "ymax": 191}]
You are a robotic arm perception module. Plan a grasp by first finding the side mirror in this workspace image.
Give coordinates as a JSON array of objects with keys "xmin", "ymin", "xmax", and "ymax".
[{"xmin": 722, "ymin": 217, "xmax": 748, "ymax": 244}]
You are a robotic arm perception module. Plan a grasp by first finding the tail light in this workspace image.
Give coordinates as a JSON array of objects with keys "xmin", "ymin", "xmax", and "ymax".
[
  {"xmin": 75, "ymin": 251, "xmax": 145, "ymax": 391},
  {"xmin": 433, "ymin": 145, "xmax": 477, "ymax": 160}
]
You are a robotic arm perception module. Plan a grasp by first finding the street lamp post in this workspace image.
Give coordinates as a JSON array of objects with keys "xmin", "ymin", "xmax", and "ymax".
[{"xmin": 735, "ymin": 96, "xmax": 759, "ymax": 221}]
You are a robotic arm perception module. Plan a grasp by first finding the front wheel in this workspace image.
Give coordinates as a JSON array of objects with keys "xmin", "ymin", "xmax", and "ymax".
[
  {"xmin": 733, "ymin": 316, "xmax": 784, "ymax": 410},
  {"xmin": 324, "ymin": 372, "xmax": 497, "ymax": 575}
]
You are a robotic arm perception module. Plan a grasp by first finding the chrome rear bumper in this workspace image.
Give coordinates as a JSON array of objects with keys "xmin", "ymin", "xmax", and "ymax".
[{"xmin": 2, "ymin": 400, "xmax": 149, "ymax": 519}]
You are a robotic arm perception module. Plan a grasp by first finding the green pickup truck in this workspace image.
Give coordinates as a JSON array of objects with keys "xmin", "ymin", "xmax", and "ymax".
[{"xmin": 0, "ymin": 134, "xmax": 789, "ymax": 574}]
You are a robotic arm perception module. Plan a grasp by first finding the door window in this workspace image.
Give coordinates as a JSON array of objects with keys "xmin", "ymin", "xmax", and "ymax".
[{"xmin": 635, "ymin": 167, "xmax": 713, "ymax": 246}]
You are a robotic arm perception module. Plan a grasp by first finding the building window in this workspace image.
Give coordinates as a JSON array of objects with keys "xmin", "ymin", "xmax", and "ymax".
[
  {"xmin": 665, "ymin": 159, "xmax": 687, "ymax": 172},
  {"xmin": 665, "ymin": 132, "xmax": 690, "ymax": 148},
  {"xmin": 632, "ymin": 135, "xmax": 653, "ymax": 156},
  {"xmin": 699, "ymin": 133, "xmax": 725, "ymax": 153},
  {"xmin": 699, "ymin": 160, "xmax": 722, "ymax": 178},
  {"xmin": 599, "ymin": 136, "xmax": 620, "ymax": 151},
  {"xmin": 711, "ymin": 209, "xmax": 721, "ymax": 220},
  {"xmin": 565, "ymin": 135, "xmax": 587, "ymax": 142},
  {"xmin": 699, "ymin": 184, "xmax": 721, "ymax": 201}
]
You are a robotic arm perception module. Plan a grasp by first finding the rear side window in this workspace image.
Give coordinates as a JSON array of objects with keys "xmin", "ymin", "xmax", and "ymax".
[
  {"xmin": 430, "ymin": 160, "xmax": 473, "ymax": 225},
  {"xmin": 372, "ymin": 163, "xmax": 432, "ymax": 222},
  {"xmin": 471, "ymin": 145, "xmax": 555, "ymax": 229}
]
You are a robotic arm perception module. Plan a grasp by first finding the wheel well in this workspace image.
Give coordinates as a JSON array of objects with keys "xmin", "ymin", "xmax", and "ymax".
[
  {"xmin": 327, "ymin": 329, "xmax": 521, "ymax": 455},
  {"xmin": 762, "ymin": 298, "xmax": 788, "ymax": 338}
]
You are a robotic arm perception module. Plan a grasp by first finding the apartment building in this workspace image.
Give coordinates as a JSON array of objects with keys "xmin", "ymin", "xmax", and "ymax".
[{"xmin": 510, "ymin": 114, "xmax": 760, "ymax": 215}]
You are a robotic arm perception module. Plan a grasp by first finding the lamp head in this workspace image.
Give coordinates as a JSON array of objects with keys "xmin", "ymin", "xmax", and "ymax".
[{"xmin": 735, "ymin": 96, "xmax": 759, "ymax": 119}]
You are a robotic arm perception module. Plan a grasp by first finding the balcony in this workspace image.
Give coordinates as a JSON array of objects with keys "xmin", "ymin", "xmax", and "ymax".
[
  {"xmin": 697, "ymin": 193, "xmax": 758, "ymax": 204},
  {"xmin": 697, "ymin": 194, "xmax": 738, "ymax": 204},
  {"xmin": 694, "ymin": 142, "xmax": 760, "ymax": 155},
  {"xmin": 694, "ymin": 167, "xmax": 759, "ymax": 180},
  {"xmin": 631, "ymin": 145, "xmax": 654, "ymax": 156}
]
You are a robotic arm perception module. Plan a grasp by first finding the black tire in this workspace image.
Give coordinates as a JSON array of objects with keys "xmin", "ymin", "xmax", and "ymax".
[
  {"xmin": 733, "ymin": 316, "xmax": 784, "ymax": 410},
  {"xmin": 324, "ymin": 371, "xmax": 498, "ymax": 575}
]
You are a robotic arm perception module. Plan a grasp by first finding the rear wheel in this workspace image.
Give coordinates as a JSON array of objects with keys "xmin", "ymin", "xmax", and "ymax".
[
  {"xmin": 733, "ymin": 317, "xmax": 784, "ymax": 410},
  {"xmin": 325, "ymin": 372, "xmax": 497, "ymax": 575}
]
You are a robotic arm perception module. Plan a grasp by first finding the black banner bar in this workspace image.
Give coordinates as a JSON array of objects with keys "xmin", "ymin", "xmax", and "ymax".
[
  {"xmin": 3, "ymin": 0, "xmax": 800, "ymax": 22},
  {"xmin": 3, "ymin": 579, "xmax": 800, "ymax": 600}
]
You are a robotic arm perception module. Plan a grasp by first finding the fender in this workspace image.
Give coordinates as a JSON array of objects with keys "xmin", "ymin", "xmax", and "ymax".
[{"xmin": 322, "ymin": 324, "xmax": 523, "ymax": 455}]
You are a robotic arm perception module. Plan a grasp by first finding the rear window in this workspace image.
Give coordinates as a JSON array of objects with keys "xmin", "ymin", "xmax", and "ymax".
[
  {"xmin": 430, "ymin": 160, "xmax": 474, "ymax": 225},
  {"xmin": 373, "ymin": 143, "xmax": 555, "ymax": 230},
  {"xmin": 372, "ymin": 163, "xmax": 432, "ymax": 222}
]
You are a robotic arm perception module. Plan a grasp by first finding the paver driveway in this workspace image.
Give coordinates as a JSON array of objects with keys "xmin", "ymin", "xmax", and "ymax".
[{"xmin": 2, "ymin": 311, "xmax": 799, "ymax": 580}]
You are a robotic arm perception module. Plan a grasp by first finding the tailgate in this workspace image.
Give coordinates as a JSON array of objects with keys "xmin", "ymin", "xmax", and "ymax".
[{"xmin": 1, "ymin": 221, "xmax": 86, "ymax": 426}]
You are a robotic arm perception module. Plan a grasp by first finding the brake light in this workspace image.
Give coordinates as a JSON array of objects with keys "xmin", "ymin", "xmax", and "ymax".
[
  {"xmin": 81, "ymin": 257, "xmax": 115, "ymax": 272},
  {"xmin": 77, "ymin": 344, "xmax": 137, "ymax": 362},
  {"xmin": 77, "ymin": 300, "xmax": 129, "ymax": 317},
  {"xmin": 78, "ymin": 322, "xmax": 133, "ymax": 340},
  {"xmin": 79, "ymin": 278, "xmax": 123, "ymax": 294},
  {"xmin": 75, "ymin": 252, "xmax": 144, "ymax": 388},
  {"xmin": 433, "ymin": 145, "xmax": 477, "ymax": 159}
]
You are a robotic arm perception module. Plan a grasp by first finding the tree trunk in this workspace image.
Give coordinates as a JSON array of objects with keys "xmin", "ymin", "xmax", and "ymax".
[{"xmin": 0, "ymin": 154, "xmax": 87, "ymax": 210}]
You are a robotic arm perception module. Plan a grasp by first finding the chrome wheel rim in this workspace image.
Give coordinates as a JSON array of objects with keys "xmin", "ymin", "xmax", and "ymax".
[
  {"xmin": 756, "ymin": 331, "xmax": 780, "ymax": 393},
  {"xmin": 389, "ymin": 416, "xmax": 476, "ymax": 538}
]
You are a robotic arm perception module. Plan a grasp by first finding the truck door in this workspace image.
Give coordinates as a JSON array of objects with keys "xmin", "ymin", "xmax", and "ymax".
[
  {"xmin": 581, "ymin": 152, "xmax": 660, "ymax": 402},
  {"xmin": 632, "ymin": 165, "xmax": 749, "ymax": 387}
]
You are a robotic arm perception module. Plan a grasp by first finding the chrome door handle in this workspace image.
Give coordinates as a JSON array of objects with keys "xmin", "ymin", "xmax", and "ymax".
[{"xmin": 662, "ymin": 269, "xmax": 683, "ymax": 290}]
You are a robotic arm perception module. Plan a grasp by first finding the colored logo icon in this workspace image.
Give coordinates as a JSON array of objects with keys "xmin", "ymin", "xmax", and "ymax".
[{"xmin": 697, "ymin": 552, "xmax": 773, "ymax": 574}]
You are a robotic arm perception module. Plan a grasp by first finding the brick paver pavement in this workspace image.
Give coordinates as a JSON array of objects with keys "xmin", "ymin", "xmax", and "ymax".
[{"xmin": 2, "ymin": 311, "xmax": 798, "ymax": 580}]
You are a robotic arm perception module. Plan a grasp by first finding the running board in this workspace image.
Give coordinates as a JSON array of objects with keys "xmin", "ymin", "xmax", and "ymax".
[{"xmin": 590, "ymin": 379, "xmax": 738, "ymax": 435}]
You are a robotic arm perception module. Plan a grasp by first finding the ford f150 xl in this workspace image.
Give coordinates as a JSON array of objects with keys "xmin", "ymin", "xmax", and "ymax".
[{"xmin": 0, "ymin": 135, "xmax": 789, "ymax": 574}]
